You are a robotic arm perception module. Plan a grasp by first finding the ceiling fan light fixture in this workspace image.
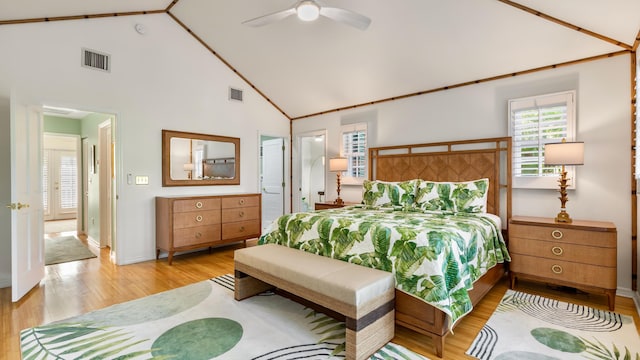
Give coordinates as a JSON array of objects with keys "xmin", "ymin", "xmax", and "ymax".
[{"xmin": 296, "ymin": 1, "xmax": 320, "ymax": 21}]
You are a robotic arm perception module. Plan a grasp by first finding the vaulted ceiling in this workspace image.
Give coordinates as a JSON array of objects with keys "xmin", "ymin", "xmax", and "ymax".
[{"xmin": 1, "ymin": 0, "xmax": 639, "ymax": 119}]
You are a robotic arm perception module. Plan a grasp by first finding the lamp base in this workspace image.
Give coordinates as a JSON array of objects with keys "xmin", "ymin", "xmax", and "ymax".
[
  {"xmin": 554, "ymin": 210, "xmax": 572, "ymax": 223},
  {"xmin": 334, "ymin": 197, "xmax": 344, "ymax": 205}
]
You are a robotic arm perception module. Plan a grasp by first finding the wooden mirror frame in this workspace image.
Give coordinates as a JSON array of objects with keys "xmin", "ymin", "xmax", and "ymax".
[{"xmin": 162, "ymin": 129, "xmax": 240, "ymax": 186}]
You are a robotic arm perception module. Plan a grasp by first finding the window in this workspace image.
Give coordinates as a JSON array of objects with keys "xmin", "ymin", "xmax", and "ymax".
[
  {"xmin": 508, "ymin": 91, "xmax": 576, "ymax": 189},
  {"xmin": 341, "ymin": 122, "xmax": 367, "ymax": 184}
]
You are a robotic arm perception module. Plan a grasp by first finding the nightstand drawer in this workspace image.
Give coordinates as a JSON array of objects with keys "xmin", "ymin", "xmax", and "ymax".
[
  {"xmin": 510, "ymin": 223, "xmax": 615, "ymax": 247},
  {"xmin": 509, "ymin": 238, "xmax": 616, "ymax": 267},
  {"xmin": 509, "ymin": 254, "xmax": 616, "ymax": 290}
]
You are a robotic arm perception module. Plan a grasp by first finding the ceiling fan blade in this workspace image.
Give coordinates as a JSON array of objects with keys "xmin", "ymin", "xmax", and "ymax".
[
  {"xmin": 242, "ymin": 7, "xmax": 296, "ymax": 27},
  {"xmin": 319, "ymin": 6, "xmax": 371, "ymax": 30}
]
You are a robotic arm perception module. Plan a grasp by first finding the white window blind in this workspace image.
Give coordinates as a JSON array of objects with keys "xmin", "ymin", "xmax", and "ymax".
[
  {"xmin": 341, "ymin": 122, "xmax": 367, "ymax": 184},
  {"xmin": 508, "ymin": 91, "xmax": 576, "ymax": 189}
]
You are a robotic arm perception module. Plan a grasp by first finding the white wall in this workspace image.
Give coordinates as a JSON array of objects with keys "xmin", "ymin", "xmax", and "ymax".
[
  {"xmin": 293, "ymin": 54, "xmax": 634, "ymax": 295},
  {"xmin": 0, "ymin": 14, "xmax": 290, "ymax": 265},
  {"xmin": 0, "ymin": 98, "xmax": 10, "ymax": 287}
]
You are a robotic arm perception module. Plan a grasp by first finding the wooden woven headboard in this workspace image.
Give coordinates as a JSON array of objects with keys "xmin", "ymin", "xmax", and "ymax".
[{"xmin": 368, "ymin": 137, "xmax": 512, "ymax": 225}]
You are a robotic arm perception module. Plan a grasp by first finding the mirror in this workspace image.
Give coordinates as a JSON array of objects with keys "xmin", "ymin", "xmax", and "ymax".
[{"xmin": 162, "ymin": 129, "xmax": 240, "ymax": 186}]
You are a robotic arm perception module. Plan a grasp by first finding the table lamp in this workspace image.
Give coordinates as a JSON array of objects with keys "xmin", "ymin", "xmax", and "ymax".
[
  {"xmin": 544, "ymin": 139, "xmax": 584, "ymax": 223},
  {"xmin": 329, "ymin": 157, "xmax": 348, "ymax": 205}
]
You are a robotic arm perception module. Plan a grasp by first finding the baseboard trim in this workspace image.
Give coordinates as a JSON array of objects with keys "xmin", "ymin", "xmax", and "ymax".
[
  {"xmin": 87, "ymin": 236, "xmax": 99, "ymax": 248},
  {"xmin": 0, "ymin": 273, "xmax": 11, "ymax": 289}
]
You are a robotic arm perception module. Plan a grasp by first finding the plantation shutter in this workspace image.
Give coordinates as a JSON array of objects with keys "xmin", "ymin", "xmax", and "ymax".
[
  {"xmin": 508, "ymin": 91, "xmax": 576, "ymax": 189},
  {"xmin": 341, "ymin": 122, "xmax": 367, "ymax": 182}
]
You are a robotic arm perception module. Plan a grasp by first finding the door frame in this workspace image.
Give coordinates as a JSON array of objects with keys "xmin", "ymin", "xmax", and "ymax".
[
  {"xmin": 295, "ymin": 130, "xmax": 326, "ymax": 213},
  {"xmin": 98, "ymin": 119, "xmax": 112, "ymax": 250},
  {"xmin": 42, "ymin": 133, "xmax": 80, "ymax": 223}
]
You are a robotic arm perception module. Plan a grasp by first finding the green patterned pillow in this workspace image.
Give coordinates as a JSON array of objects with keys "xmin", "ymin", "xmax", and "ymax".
[
  {"xmin": 416, "ymin": 178, "xmax": 489, "ymax": 213},
  {"xmin": 362, "ymin": 179, "xmax": 418, "ymax": 208}
]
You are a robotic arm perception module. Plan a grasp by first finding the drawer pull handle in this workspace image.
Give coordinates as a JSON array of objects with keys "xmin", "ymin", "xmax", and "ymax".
[
  {"xmin": 239, "ymin": 199, "xmax": 245, "ymax": 205},
  {"xmin": 551, "ymin": 230, "xmax": 563, "ymax": 239},
  {"xmin": 239, "ymin": 211, "xmax": 245, "ymax": 218},
  {"xmin": 195, "ymin": 232, "xmax": 202, "ymax": 238},
  {"xmin": 195, "ymin": 201, "xmax": 203, "ymax": 209},
  {"xmin": 551, "ymin": 264, "xmax": 563, "ymax": 274},
  {"xmin": 240, "ymin": 226, "xmax": 245, "ymax": 232},
  {"xmin": 196, "ymin": 215, "xmax": 203, "ymax": 222},
  {"xmin": 551, "ymin": 246, "xmax": 564, "ymax": 256}
]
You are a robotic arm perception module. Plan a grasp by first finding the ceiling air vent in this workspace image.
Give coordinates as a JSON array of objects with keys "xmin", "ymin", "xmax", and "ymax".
[
  {"xmin": 82, "ymin": 48, "xmax": 110, "ymax": 72},
  {"xmin": 229, "ymin": 87, "xmax": 243, "ymax": 102}
]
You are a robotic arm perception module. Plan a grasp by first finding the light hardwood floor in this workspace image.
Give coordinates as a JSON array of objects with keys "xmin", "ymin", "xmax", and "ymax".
[{"xmin": 2, "ymin": 235, "xmax": 639, "ymax": 360}]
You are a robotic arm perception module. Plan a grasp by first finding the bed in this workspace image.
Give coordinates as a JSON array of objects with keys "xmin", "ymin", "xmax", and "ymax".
[{"xmin": 258, "ymin": 137, "xmax": 512, "ymax": 357}]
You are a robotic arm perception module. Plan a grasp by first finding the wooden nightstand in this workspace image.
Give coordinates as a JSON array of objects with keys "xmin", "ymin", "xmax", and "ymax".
[
  {"xmin": 509, "ymin": 216, "xmax": 617, "ymax": 310},
  {"xmin": 314, "ymin": 201, "xmax": 358, "ymax": 210}
]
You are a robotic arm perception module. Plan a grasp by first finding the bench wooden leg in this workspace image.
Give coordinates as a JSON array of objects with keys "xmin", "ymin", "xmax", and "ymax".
[
  {"xmin": 346, "ymin": 310, "xmax": 395, "ymax": 360},
  {"xmin": 234, "ymin": 270, "xmax": 274, "ymax": 301}
]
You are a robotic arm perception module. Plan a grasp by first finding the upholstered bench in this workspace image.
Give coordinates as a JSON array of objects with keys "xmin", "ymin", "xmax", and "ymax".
[{"xmin": 234, "ymin": 244, "xmax": 395, "ymax": 360}]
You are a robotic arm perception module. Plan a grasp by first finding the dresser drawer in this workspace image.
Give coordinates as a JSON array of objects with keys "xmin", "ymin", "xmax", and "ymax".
[
  {"xmin": 173, "ymin": 198, "xmax": 221, "ymax": 213},
  {"xmin": 173, "ymin": 225, "xmax": 222, "ymax": 247},
  {"xmin": 173, "ymin": 209, "xmax": 221, "ymax": 229},
  {"xmin": 509, "ymin": 238, "xmax": 616, "ymax": 267},
  {"xmin": 510, "ymin": 254, "xmax": 616, "ymax": 290},
  {"xmin": 222, "ymin": 206, "xmax": 259, "ymax": 223},
  {"xmin": 510, "ymin": 223, "xmax": 615, "ymax": 247},
  {"xmin": 222, "ymin": 220, "xmax": 260, "ymax": 240},
  {"xmin": 221, "ymin": 195, "xmax": 260, "ymax": 209}
]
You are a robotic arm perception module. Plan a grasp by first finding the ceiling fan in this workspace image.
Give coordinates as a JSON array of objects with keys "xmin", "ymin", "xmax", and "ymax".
[{"xmin": 242, "ymin": 0, "xmax": 371, "ymax": 30}]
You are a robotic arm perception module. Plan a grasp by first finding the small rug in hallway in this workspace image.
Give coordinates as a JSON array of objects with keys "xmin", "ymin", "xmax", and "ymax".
[
  {"xmin": 45, "ymin": 236, "xmax": 96, "ymax": 265},
  {"xmin": 467, "ymin": 289, "xmax": 640, "ymax": 360},
  {"xmin": 21, "ymin": 274, "xmax": 430, "ymax": 359}
]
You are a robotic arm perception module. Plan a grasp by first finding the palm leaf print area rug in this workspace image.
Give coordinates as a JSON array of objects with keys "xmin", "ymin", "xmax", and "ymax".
[
  {"xmin": 21, "ymin": 274, "xmax": 429, "ymax": 360},
  {"xmin": 467, "ymin": 289, "xmax": 640, "ymax": 360}
]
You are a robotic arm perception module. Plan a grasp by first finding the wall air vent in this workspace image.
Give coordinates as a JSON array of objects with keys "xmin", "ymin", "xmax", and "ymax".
[
  {"xmin": 82, "ymin": 48, "xmax": 110, "ymax": 72},
  {"xmin": 229, "ymin": 87, "xmax": 243, "ymax": 102}
]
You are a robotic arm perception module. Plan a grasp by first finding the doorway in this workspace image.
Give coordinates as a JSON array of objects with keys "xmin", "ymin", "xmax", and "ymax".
[
  {"xmin": 43, "ymin": 133, "xmax": 79, "ymax": 236},
  {"xmin": 260, "ymin": 136, "xmax": 285, "ymax": 231},
  {"xmin": 297, "ymin": 131, "xmax": 326, "ymax": 212}
]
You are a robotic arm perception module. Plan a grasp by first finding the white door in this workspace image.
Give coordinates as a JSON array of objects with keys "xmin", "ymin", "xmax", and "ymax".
[
  {"xmin": 10, "ymin": 94, "xmax": 45, "ymax": 302},
  {"xmin": 43, "ymin": 149, "xmax": 78, "ymax": 220},
  {"xmin": 261, "ymin": 138, "xmax": 284, "ymax": 231}
]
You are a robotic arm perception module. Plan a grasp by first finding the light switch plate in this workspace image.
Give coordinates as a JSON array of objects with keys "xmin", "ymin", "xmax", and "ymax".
[{"xmin": 135, "ymin": 175, "xmax": 149, "ymax": 185}]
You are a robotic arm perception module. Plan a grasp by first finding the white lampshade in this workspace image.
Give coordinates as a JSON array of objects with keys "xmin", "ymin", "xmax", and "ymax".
[
  {"xmin": 296, "ymin": 1, "xmax": 320, "ymax": 21},
  {"xmin": 544, "ymin": 141, "xmax": 584, "ymax": 166},
  {"xmin": 329, "ymin": 157, "xmax": 348, "ymax": 172},
  {"xmin": 183, "ymin": 163, "xmax": 194, "ymax": 171}
]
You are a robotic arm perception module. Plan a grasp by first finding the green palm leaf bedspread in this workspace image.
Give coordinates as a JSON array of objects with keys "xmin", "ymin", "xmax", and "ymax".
[{"xmin": 259, "ymin": 205, "xmax": 510, "ymax": 327}]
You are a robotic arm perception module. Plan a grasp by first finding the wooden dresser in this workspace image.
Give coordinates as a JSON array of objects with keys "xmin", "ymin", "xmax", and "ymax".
[
  {"xmin": 156, "ymin": 193, "xmax": 261, "ymax": 264},
  {"xmin": 509, "ymin": 216, "xmax": 617, "ymax": 310}
]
